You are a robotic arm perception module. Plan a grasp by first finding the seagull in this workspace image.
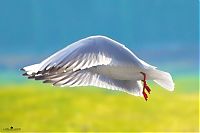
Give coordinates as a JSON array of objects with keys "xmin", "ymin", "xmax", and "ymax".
[{"xmin": 21, "ymin": 35, "xmax": 174, "ymax": 101}]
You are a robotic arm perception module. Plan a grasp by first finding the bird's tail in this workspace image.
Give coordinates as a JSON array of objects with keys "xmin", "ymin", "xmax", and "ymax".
[{"xmin": 146, "ymin": 69, "xmax": 174, "ymax": 91}]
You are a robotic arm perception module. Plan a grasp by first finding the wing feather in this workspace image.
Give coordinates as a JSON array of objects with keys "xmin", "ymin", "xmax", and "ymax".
[{"xmin": 42, "ymin": 68, "xmax": 142, "ymax": 96}]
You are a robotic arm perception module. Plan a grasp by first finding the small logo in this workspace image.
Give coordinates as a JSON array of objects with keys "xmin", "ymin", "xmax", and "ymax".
[{"xmin": 2, "ymin": 126, "xmax": 21, "ymax": 131}]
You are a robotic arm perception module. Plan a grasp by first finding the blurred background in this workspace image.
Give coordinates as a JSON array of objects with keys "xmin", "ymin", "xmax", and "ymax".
[{"xmin": 0, "ymin": 0, "xmax": 198, "ymax": 132}]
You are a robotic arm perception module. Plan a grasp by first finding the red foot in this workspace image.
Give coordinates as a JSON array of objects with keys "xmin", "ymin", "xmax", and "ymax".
[
  {"xmin": 142, "ymin": 91, "xmax": 148, "ymax": 101},
  {"xmin": 140, "ymin": 72, "xmax": 151, "ymax": 101}
]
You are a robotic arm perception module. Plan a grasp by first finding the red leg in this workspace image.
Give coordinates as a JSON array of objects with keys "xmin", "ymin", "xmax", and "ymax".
[{"xmin": 140, "ymin": 72, "xmax": 151, "ymax": 101}]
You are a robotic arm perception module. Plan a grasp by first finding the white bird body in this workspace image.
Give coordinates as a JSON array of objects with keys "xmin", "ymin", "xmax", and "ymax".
[{"xmin": 21, "ymin": 35, "xmax": 174, "ymax": 99}]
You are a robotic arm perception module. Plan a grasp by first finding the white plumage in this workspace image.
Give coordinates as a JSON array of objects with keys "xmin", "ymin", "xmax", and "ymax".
[{"xmin": 21, "ymin": 35, "xmax": 174, "ymax": 100}]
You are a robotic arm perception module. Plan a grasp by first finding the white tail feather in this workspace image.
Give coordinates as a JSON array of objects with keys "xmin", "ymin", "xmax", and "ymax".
[{"xmin": 147, "ymin": 69, "xmax": 174, "ymax": 91}]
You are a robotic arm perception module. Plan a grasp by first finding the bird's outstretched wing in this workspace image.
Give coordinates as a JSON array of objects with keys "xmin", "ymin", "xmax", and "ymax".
[
  {"xmin": 33, "ymin": 68, "xmax": 142, "ymax": 96},
  {"xmin": 23, "ymin": 36, "xmax": 155, "ymax": 75}
]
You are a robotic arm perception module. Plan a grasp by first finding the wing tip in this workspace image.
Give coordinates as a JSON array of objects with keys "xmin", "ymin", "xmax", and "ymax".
[
  {"xmin": 22, "ymin": 73, "xmax": 28, "ymax": 76},
  {"xmin": 20, "ymin": 68, "xmax": 25, "ymax": 71}
]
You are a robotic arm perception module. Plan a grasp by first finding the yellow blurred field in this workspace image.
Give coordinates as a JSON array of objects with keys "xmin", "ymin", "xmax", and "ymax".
[{"xmin": 0, "ymin": 77, "xmax": 198, "ymax": 132}]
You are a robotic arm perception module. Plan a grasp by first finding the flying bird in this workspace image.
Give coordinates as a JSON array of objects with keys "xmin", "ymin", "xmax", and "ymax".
[{"xmin": 21, "ymin": 36, "xmax": 174, "ymax": 101}]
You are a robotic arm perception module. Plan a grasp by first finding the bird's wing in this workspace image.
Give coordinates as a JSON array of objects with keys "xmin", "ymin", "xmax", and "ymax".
[
  {"xmin": 35, "ymin": 68, "xmax": 143, "ymax": 96},
  {"xmin": 23, "ymin": 36, "xmax": 155, "ymax": 76}
]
